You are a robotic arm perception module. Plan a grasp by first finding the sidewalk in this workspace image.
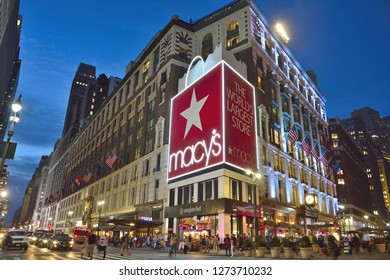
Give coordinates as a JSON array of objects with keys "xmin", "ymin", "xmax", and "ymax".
[{"xmin": 109, "ymin": 244, "xmax": 390, "ymax": 260}]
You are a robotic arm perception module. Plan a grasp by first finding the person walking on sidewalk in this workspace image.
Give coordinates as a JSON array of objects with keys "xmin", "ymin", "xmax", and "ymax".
[
  {"xmin": 169, "ymin": 233, "xmax": 178, "ymax": 256},
  {"xmin": 230, "ymin": 234, "xmax": 236, "ymax": 257},
  {"xmin": 224, "ymin": 234, "xmax": 231, "ymax": 256},
  {"xmin": 213, "ymin": 235, "xmax": 219, "ymax": 254}
]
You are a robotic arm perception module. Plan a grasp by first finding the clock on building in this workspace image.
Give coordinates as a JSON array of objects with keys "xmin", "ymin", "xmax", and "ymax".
[{"xmin": 305, "ymin": 194, "xmax": 317, "ymax": 206}]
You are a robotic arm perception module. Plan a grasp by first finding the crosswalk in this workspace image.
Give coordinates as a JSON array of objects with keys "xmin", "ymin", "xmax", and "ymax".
[{"xmin": 1, "ymin": 250, "xmax": 165, "ymax": 260}]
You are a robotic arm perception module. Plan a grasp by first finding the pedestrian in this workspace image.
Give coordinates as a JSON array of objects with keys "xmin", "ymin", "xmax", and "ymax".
[
  {"xmin": 201, "ymin": 235, "xmax": 206, "ymax": 253},
  {"xmin": 363, "ymin": 231, "xmax": 371, "ymax": 254},
  {"xmin": 205, "ymin": 235, "xmax": 210, "ymax": 253},
  {"xmin": 98, "ymin": 233, "xmax": 109, "ymax": 259},
  {"xmin": 86, "ymin": 230, "xmax": 97, "ymax": 260},
  {"xmin": 80, "ymin": 237, "xmax": 89, "ymax": 259},
  {"xmin": 224, "ymin": 234, "xmax": 231, "ymax": 256},
  {"xmin": 352, "ymin": 234, "xmax": 360, "ymax": 254},
  {"xmin": 178, "ymin": 237, "xmax": 185, "ymax": 252},
  {"xmin": 230, "ymin": 234, "xmax": 236, "ymax": 257},
  {"xmin": 213, "ymin": 235, "xmax": 219, "ymax": 253},
  {"xmin": 120, "ymin": 233, "xmax": 130, "ymax": 256},
  {"xmin": 183, "ymin": 236, "xmax": 189, "ymax": 254},
  {"xmin": 169, "ymin": 233, "xmax": 177, "ymax": 256}
]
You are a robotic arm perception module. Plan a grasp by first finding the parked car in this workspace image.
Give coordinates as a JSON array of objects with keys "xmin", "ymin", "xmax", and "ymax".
[
  {"xmin": 47, "ymin": 234, "xmax": 74, "ymax": 250},
  {"xmin": 37, "ymin": 233, "xmax": 53, "ymax": 248},
  {"xmin": 1, "ymin": 230, "xmax": 29, "ymax": 250}
]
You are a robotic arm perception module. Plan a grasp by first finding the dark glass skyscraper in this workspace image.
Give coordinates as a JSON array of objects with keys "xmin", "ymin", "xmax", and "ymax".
[
  {"xmin": 0, "ymin": 0, "xmax": 22, "ymax": 140},
  {"xmin": 62, "ymin": 63, "xmax": 96, "ymax": 139}
]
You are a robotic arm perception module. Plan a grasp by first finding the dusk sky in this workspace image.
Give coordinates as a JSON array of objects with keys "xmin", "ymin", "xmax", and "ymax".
[{"xmin": 5, "ymin": 0, "xmax": 390, "ymax": 225}]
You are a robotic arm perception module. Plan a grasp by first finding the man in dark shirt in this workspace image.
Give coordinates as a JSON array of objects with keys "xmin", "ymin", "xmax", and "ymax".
[
  {"xmin": 87, "ymin": 231, "xmax": 97, "ymax": 259},
  {"xmin": 224, "ymin": 234, "xmax": 231, "ymax": 256}
]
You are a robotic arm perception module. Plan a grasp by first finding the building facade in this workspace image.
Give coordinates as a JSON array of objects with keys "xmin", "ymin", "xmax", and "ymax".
[{"xmin": 35, "ymin": 0, "xmax": 337, "ymax": 240}]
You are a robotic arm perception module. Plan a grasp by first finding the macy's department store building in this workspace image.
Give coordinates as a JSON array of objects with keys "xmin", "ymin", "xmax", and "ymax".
[
  {"xmin": 164, "ymin": 54, "xmax": 337, "ymax": 240},
  {"xmin": 164, "ymin": 58, "xmax": 265, "ymax": 239}
]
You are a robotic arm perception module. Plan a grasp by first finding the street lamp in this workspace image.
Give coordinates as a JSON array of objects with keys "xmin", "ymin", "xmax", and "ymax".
[
  {"xmin": 246, "ymin": 169, "xmax": 261, "ymax": 237},
  {"xmin": 0, "ymin": 94, "xmax": 23, "ymax": 183},
  {"xmin": 97, "ymin": 200, "xmax": 105, "ymax": 232},
  {"xmin": 338, "ymin": 204, "xmax": 345, "ymax": 235}
]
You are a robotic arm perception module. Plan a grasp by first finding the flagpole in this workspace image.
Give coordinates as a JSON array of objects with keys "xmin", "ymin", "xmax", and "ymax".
[{"xmin": 97, "ymin": 160, "xmax": 109, "ymax": 171}]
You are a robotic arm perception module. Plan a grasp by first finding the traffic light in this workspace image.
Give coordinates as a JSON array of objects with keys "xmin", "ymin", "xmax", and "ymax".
[{"xmin": 2, "ymin": 164, "xmax": 8, "ymax": 178}]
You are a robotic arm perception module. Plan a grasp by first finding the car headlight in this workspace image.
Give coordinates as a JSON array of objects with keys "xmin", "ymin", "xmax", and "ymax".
[
  {"xmin": 43, "ymin": 240, "xmax": 48, "ymax": 243},
  {"xmin": 70, "ymin": 240, "xmax": 74, "ymax": 245},
  {"xmin": 32, "ymin": 237, "xmax": 37, "ymax": 241},
  {"xmin": 53, "ymin": 241, "xmax": 59, "ymax": 245}
]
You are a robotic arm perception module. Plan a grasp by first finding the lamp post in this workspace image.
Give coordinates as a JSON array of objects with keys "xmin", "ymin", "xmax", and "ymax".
[
  {"xmin": 246, "ymin": 169, "xmax": 261, "ymax": 236},
  {"xmin": 97, "ymin": 200, "xmax": 105, "ymax": 232},
  {"xmin": 0, "ymin": 94, "xmax": 22, "ymax": 211},
  {"xmin": 338, "ymin": 204, "xmax": 345, "ymax": 236},
  {"xmin": 0, "ymin": 94, "xmax": 23, "ymax": 171},
  {"xmin": 0, "ymin": 190, "xmax": 6, "ymax": 228}
]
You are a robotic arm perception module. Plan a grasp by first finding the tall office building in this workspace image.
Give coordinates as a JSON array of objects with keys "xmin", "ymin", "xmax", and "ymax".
[
  {"xmin": 342, "ymin": 115, "xmax": 389, "ymax": 224},
  {"xmin": 328, "ymin": 117, "xmax": 377, "ymax": 230},
  {"xmin": 62, "ymin": 63, "xmax": 97, "ymax": 139},
  {"xmin": 0, "ymin": 0, "xmax": 22, "ymax": 140},
  {"xmin": 351, "ymin": 107, "xmax": 390, "ymax": 161},
  {"xmin": 36, "ymin": 0, "xmax": 338, "ymax": 238}
]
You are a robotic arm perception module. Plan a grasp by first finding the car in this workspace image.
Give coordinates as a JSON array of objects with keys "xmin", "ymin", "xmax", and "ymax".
[
  {"xmin": 47, "ymin": 233, "xmax": 74, "ymax": 250},
  {"xmin": 37, "ymin": 233, "xmax": 53, "ymax": 248},
  {"xmin": 29, "ymin": 232, "xmax": 45, "ymax": 245},
  {"xmin": 1, "ymin": 230, "xmax": 29, "ymax": 250}
]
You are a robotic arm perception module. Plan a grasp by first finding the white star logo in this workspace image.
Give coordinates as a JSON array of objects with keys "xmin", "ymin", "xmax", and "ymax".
[{"xmin": 180, "ymin": 89, "xmax": 209, "ymax": 139}]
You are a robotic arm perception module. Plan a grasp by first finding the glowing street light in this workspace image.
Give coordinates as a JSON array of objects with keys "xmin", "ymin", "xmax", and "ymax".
[{"xmin": 0, "ymin": 94, "xmax": 23, "ymax": 181}]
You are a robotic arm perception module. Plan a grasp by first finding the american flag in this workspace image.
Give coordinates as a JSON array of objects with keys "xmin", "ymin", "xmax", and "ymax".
[
  {"xmin": 310, "ymin": 144, "xmax": 319, "ymax": 160},
  {"xmin": 105, "ymin": 149, "xmax": 118, "ymax": 168},
  {"xmin": 320, "ymin": 156, "xmax": 329, "ymax": 168},
  {"xmin": 72, "ymin": 176, "xmax": 82, "ymax": 192},
  {"xmin": 288, "ymin": 124, "xmax": 299, "ymax": 146},
  {"xmin": 320, "ymin": 147, "xmax": 330, "ymax": 168},
  {"xmin": 301, "ymin": 135, "xmax": 311, "ymax": 157},
  {"xmin": 83, "ymin": 170, "xmax": 92, "ymax": 183}
]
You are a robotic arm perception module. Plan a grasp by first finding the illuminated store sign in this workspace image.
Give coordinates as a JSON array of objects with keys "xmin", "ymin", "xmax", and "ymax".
[{"xmin": 168, "ymin": 60, "xmax": 258, "ymax": 182}]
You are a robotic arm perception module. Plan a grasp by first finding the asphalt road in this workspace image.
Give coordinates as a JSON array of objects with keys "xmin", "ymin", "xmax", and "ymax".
[{"xmin": 1, "ymin": 243, "xmax": 389, "ymax": 260}]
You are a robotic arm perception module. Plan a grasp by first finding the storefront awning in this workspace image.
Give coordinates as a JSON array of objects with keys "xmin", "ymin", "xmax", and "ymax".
[
  {"xmin": 264, "ymin": 220, "xmax": 276, "ymax": 226},
  {"xmin": 278, "ymin": 222, "xmax": 293, "ymax": 228},
  {"xmin": 108, "ymin": 218, "xmax": 163, "ymax": 228}
]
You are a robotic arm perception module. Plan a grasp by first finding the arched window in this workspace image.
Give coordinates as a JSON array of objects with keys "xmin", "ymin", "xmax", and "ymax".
[
  {"xmin": 201, "ymin": 33, "xmax": 213, "ymax": 60},
  {"xmin": 226, "ymin": 21, "xmax": 240, "ymax": 48}
]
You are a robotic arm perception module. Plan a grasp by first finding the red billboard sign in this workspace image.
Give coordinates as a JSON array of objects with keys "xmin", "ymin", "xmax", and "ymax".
[{"xmin": 168, "ymin": 61, "xmax": 258, "ymax": 182}]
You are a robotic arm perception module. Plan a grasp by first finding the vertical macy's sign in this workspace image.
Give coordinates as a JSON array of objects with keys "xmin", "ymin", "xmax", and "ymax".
[{"xmin": 168, "ymin": 61, "xmax": 258, "ymax": 182}]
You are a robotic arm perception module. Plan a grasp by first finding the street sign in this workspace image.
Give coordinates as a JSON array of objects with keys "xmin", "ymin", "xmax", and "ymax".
[{"xmin": 0, "ymin": 141, "xmax": 17, "ymax": 159}]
